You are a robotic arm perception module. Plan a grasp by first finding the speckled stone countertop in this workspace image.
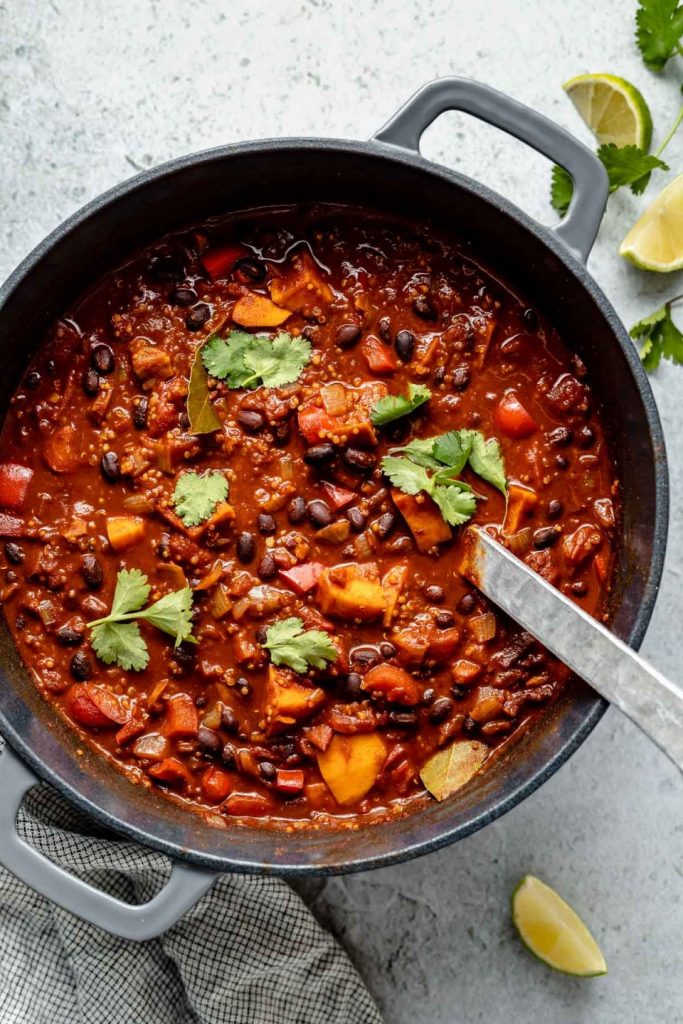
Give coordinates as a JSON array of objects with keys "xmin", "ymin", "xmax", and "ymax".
[{"xmin": 1, "ymin": 1, "xmax": 682, "ymax": 1020}]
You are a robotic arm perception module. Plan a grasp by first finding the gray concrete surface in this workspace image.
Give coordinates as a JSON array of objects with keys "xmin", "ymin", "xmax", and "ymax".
[{"xmin": 1, "ymin": 1, "xmax": 683, "ymax": 1020}]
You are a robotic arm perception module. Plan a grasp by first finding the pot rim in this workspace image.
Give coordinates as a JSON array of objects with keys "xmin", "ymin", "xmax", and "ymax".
[{"xmin": 0, "ymin": 136, "xmax": 669, "ymax": 875}]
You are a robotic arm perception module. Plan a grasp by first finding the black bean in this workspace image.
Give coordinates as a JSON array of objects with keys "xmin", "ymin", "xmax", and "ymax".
[
  {"xmin": 301, "ymin": 325, "xmax": 318, "ymax": 342},
  {"xmin": 424, "ymin": 584, "xmax": 445, "ymax": 603},
  {"xmin": 346, "ymin": 506, "xmax": 367, "ymax": 532},
  {"xmin": 257, "ymin": 513, "xmax": 276, "ymax": 536},
  {"xmin": 555, "ymin": 455, "xmax": 569, "ymax": 470},
  {"xmin": 80, "ymin": 553, "xmax": 103, "ymax": 590},
  {"xmin": 173, "ymin": 642, "xmax": 196, "ymax": 671},
  {"xmin": 435, "ymin": 610, "xmax": 456, "ymax": 629},
  {"xmin": 170, "ymin": 285, "xmax": 197, "ymax": 307},
  {"xmin": 303, "ymin": 444, "xmax": 336, "ymax": 466},
  {"xmin": 83, "ymin": 369, "xmax": 100, "ymax": 396},
  {"xmin": 221, "ymin": 742, "xmax": 237, "ymax": 768},
  {"xmin": 56, "ymin": 625, "xmax": 84, "ymax": 646},
  {"xmin": 221, "ymin": 706, "xmax": 239, "ymax": 733},
  {"xmin": 571, "ymin": 580, "xmax": 588, "ymax": 596},
  {"xmin": 533, "ymin": 526, "xmax": 559, "ymax": 550},
  {"xmin": 413, "ymin": 295, "xmax": 437, "ymax": 320},
  {"xmin": 451, "ymin": 684, "xmax": 468, "ymax": 701},
  {"xmin": 380, "ymin": 641, "xmax": 396, "ymax": 658},
  {"xmin": 259, "ymin": 760, "xmax": 277, "ymax": 780},
  {"xmin": 451, "ymin": 365, "xmax": 471, "ymax": 391},
  {"xmin": 377, "ymin": 316, "xmax": 391, "ymax": 342},
  {"xmin": 422, "ymin": 687, "xmax": 436, "ymax": 706},
  {"xmin": 522, "ymin": 308, "xmax": 539, "ymax": 331},
  {"xmin": 255, "ymin": 624, "xmax": 268, "ymax": 645},
  {"xmin": 374, "ymin": 512, "xmax": 397, "ymax": 540},
  {"xmin": 234, "ymin": 257, "xmax": 266, "ymax": 283},
  {"xmin": 4, "ymin": 542, "xmax": 24, "ymax": 565},
  {"xmin": 307, "ymin": 500, "xmax": 333, "ymax": 529},
  {"xmin": 70, "ymin": 651, "xmax": 92, "ymax": 681},
  {"xmin": 394, "ymin": 329, "xmax": 414, "ymax": 361},
  {"xmin": 547, "ymin": 426, "xmax": 572, "ymax": 448},
  {"xmin": 462, "ymin": 716, "xmax": 479, "ymax": 735},
  {"xmin": 433, "ymin": 366, "xmax": 446, "ymax": 385},
  {"xmin": 150, "ymin": 253, "xmax": 185, "ymax": 282},
  {"xmin": 197, "ymin": 726, "xmax": 222, "ymax": 754},
  {"xmin": 344, "ymin": 672, "xmax": 363, "ymax": 699},
  {"xmin": 258, "ymin": 552, "xmax": 277, "ymax": 579},
  {"xmin": 25, "ymin": 371, "xmax": 41, "ymax": 389},
  {"xmin": 429, "ymin": 696, "xmax": 454, "ymax": 724},
  {"xmin": 235, "ymin": 676, "xmax": 252, "ymax": 698},
  {"xmin": 350, "ymin": 645, "xmax": 381, "ymax": 669},
  {"xmin": 133, "ymin": 397, "xmax": 148, "ymax": 430},
  {"xmin": 271, "ymin": 421, "xmax": 291, "ymax": 447},
  {"xmin": 389, "ymin": 710, "xmax": 419, "ymax": 727},
  {"xmin": 287, "ymin": 496, "xmax": 306, "ymax": 524},
  {"xmin": 577, "ymin": 425, "xmax": 595, "ymax": 449},
  {"xmin": 336, "ymin": 323, "xmax": 362, "ymax": 348},
  {"xmin": 384, "ymin": 418, "xmax": 410, "ymax": 444},
  {"xmin": 185, "ymin": 303, "xmax": 211, "ymax": 331},
  {"xmin": 91, "ymin": 344, "xmax": 115, "ymax": 375},
  {"xmin": 236, "ymin": 531, "xmax": 256, "ymax": 563},
  {"xmin": 547, "ymin": 499, "xmax": 563, "ymax": 520},
  {"xmin": 458, "ymin": 593, "xmax": 475, "ymax": 615},
  {"xmin": 237, "ymin": 409, "xmax": 264, "ymax": 433},
  {"xmin": 100, "ymin": 451, "xmax": 120, "ymax": 482},
  {"xmin": 343, "ymin": 447, "xmax": 376, "ymax": 472}
]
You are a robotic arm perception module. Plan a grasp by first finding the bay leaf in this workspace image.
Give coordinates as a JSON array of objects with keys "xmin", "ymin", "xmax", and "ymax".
[
  {"xmin": 419, "ymin": 739, "xmax": 487, "ymax": 801},
  {"xmin": 187, "ymin": 342, "xmax": 221, "ymax": 434}
]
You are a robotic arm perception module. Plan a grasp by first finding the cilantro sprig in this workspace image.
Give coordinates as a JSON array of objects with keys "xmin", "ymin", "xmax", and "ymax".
[
  {"xmin": 88, "ymin": 569, "xmax": 195, "ymax": 672},
  {"xmin": 383, "ymin": 429, "xmax": 507, "ymax": 528},
  {"xmin": 202, "ymin": 330, "xmax": 312, "ymax": 390},
  {"xmin": 551, "ymin": 146, "xmax": 670, "ymax": 216},
  {"xmin": 636, "ymin": 0, "xmax": 683, "ymax": 71},
  {"xmin": 262, "ymin": 617, "xmax": 338, "ymax": 674},
  {"xmin": 630, "ymin": 297, "xmax": 683, "ymax": 370},
  {"xmin": 371, "ymin": 383, "xmax": 432, "ymax": 426},
  {"xmin": 172, "ymin": 470, "xmax": 229, "ymax": 527}
]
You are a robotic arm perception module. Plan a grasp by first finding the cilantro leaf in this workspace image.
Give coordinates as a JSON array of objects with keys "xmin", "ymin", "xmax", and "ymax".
[
  {"xmin": 263, "ymin": 617, "xmax": 338, "ymax": 674},
  {"xmin": 551, "ymin": 165, "xmax": 574, "ymax": 217},
  {"xmin": 399, "ymin": 437, "xmax": 443, "ymax": 469},
  {"xmin": 630, "ymin": 301, "xmax": 683, "ymax": 371},
  {"xmin": 371, "ymin": 383, "xmax": 432, "ymax": 426},
  {"xmin": 172, "ymin": 470, "xmax": 229, "ymax": 527},
  {"xmin": 110, "ymin": 568, "xmax": 151, "ymax": 618},
  {"xmin": 138, "ymin": 587, "xmax": 195, "ymax": 648},
  {"xmin": 636, "ymin": 0, "xmax": 683, "ymax": 70},
  {"xmin": 433, "ymin": 431, "xmax": 472, "ymax": 476},
  {"xmin": 598, "ymin": 143, "xmax": 669, "ymax": 196},
  {"xmin": 90, "ymin": 621, "xmax": 149, "ymax": 672},
  {"xmin": 203, "ymin": 330, "xmax": 312, "ymax": 390},
  {"xmin": 461, "ymin": 431, "xmax": 508, "ymax": 498},
  {"xmin": 431, "ymin": 484, "xmax": 477, "ymax": 526},
  {"xmin": 381, "ymin": 456, "xmax": 434, "ymax": 495}
]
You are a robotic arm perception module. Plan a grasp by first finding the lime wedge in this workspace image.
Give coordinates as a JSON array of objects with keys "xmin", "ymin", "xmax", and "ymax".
[
  {"xmin": 619, "ymin": 174, "xmax": 683, "ymax": 272},
  {"xmin": 512, "ymin": 875, "xmax": 607, "ymax": 976},
  {"xmin": 563, "ymin": 73, "xmax": 652, "ymax": 149}
]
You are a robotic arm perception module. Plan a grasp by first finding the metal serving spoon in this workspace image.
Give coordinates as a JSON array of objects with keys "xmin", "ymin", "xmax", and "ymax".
[{"xmin": 462, "ymin": 527, "xmax": 683, "ymax": 772}]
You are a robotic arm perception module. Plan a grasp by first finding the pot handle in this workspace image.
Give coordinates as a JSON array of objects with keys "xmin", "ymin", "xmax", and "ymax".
[
  {"xmin": 373, "ymin": 77, "xmax": 608, "ymax": 264},
  {"xmin": 0, "ymin": 743, "xmax": 216, "ymax": 941}
]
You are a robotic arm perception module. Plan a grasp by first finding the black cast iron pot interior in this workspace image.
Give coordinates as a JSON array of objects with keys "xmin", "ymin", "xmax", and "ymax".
[{"xmin": 0, "ymin": 140, "xmax": 668, "ymax": 874}]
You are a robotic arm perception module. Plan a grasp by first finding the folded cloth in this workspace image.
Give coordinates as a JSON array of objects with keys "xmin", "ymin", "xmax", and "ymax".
[{"xmin": 0, "ymin": 783, "xmax": 383, "ymax": 1024}]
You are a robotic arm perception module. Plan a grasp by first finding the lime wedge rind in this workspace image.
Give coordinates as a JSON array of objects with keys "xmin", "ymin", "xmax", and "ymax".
[
  {"xmin": 620, "ymin": 173, "xmax": 683, "ymax": 273},
  {"xmin": 563, "ymin": 73, "xmax": 652, "ymax": 151},
  {"xmin": 512, "ymin": 875, "xmax": 607, "ymax": 977}
]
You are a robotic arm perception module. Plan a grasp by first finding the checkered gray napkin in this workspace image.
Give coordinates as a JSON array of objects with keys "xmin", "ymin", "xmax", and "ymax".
[{"xmin": 0, "ymin": 783, "xmax": 383, "ymax": 1024}]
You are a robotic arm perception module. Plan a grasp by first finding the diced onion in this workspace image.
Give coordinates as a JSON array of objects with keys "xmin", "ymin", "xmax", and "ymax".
[
  {"xmin": 469, "ymin": 612, "xmax": 496, "ymax": 643},
  {"xmin": 132, "ymin": 733, "xmax": 170, "ymax": 761}
]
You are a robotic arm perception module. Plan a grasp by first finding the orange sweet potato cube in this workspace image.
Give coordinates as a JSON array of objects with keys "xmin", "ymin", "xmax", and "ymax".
[
  {"xmin": 264, "ymin": 665, "xmax": 325, "ymax": 735},
  {"xmin": 232, "ymin": 292, "xmax": 290, "ymax": 327},
  {"xmin": 317, "ymin": 562, "xmax": 387, "ymax": 621},
  {"xmin": 391, "ymin": 489, "xmax": 451, "ymax": 552},
  {"xmin": 269, "ymin": 251, "xmax": 334, "ymax": 313}
]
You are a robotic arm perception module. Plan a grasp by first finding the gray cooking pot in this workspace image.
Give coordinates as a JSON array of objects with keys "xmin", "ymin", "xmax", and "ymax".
[{"xmin": 0, "ymin": 78, "xmax": 668, "ymax": 940}]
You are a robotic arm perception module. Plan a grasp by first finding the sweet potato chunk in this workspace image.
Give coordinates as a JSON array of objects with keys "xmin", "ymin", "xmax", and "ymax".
[
  {"xmin": 362, "ymin": 664, "xmax": 421, "ymax": 706},
  {"xmin": 232, "ymin": 292, "xmax": 290, "ymax": 327},
  {"xmin": 264, "ymin": 665, "xmax": 325, "ymax": 735},
  {"xmin": 269, "ymin": 251, "xmax": 334, "ymax": 313},
  {"xmin": 130, "ymin": 338, "xmax": 174, "ymax": 382},
  {"xmin": 317, "ymin": 562, "xmax": 387, "ymax": 621},
  {"xmin": 106, "ymin": 516, "xmax": 145, "ymax": 551},
  {"xmin": 391, "ymin": 489, "xmax": 451, "ymax": 552},
  {"xmin": 297, "ymin": 381, "xmax": 387, "ymax": 446},
  {"xmin": 163, "ymin": 693, "xmax": 199, "ymax": 739},
  {"xmin": 317, "ymin": 733, "xmax": 387, "ymax": 806},
  {"xmin": 43, "ymin": 425, "xmax": 80, "ymax": 474},
  {"xmin": 504, "ymin": 484, "xmax": 538, "ymax": 535}
]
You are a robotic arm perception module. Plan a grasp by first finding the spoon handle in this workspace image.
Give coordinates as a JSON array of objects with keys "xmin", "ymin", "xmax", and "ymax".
[{"xmin": 463, "ymin": 527, "xmax": 683, "ymax": 772}]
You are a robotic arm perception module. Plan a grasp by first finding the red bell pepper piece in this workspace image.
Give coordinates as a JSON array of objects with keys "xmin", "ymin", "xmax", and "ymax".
[
  {"xmin": 201, "ymin": 765, "xmax": 233, "ymax": 803},
  {"xmin": 278, "ymin": 561, "xmax": 324, "ymax": 596},
  {"xmin": 201, "ymin": 244, "xmax": 246, "ymax": 280},
  {"xmin": 163, "ymin": 693, "xmax": 199, "ymax": 738},
  {"xmin": 0, "ymin": 464, "xmax": 33, "ymax": 512},
  {"xmin": 494, "ymin": 392, "xmax": 538, "ymax": 439},
  {"xmin": 321, "ymin": 481, "xmax": 356, "ymax": 511},
  {"xmin": 67, "ymin": 683, "xmax": 128, "ymax": 728},
  {"xmin": 297, "ymin": 406, "xmax": 337, "ymax": 444},
  {"xmin": 275, "ymin": 768, "xmax": 305, "ymax": 794},
  {"xmin": 0, "ymin": 512, "xmax": 25, "ymax": 537},
  {"xmin": 361, "ymin": 336, "xmax": 398, "ymax": 375},
  {"xmin": 115, "ymin": 718, "xmax": 146, "ymax": 747}
]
